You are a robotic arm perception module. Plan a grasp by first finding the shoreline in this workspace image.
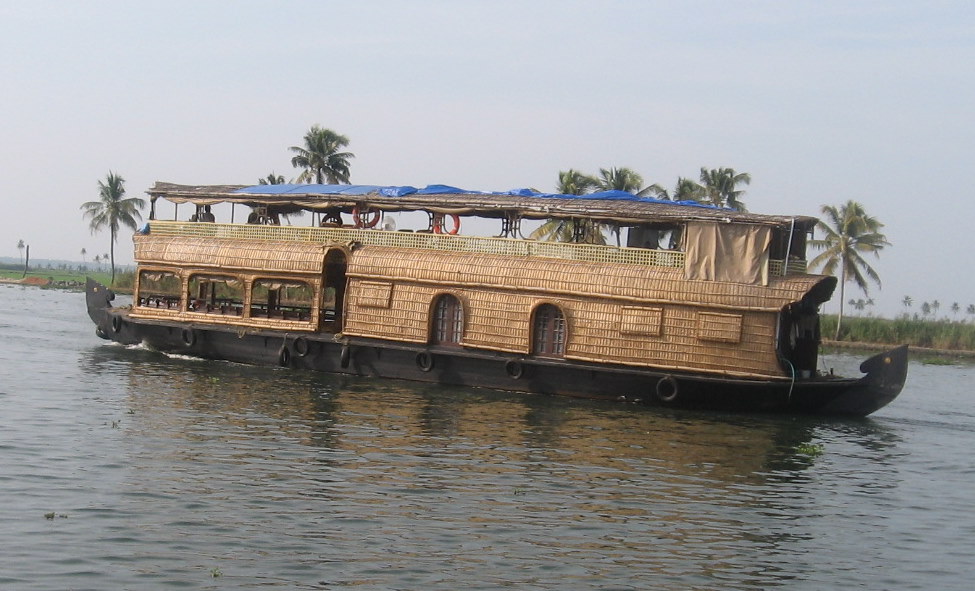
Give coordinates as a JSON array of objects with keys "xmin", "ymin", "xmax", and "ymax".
[{"xmin": 823, "ymin": 339, "xmax": 975, "ymax": 360}]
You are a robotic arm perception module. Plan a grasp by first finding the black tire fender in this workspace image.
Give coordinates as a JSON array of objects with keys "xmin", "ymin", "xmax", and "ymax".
[
  {"xmin": 416, "ymin": 351, "xmax": 434, "ymax": 372},
  {"xmin": 111, "ymin": 315, "xmax": 122, "ymax": 334},
  {"xmin": 504, "ymin": 360, "xmax": 524, "ymax": 379},
  {"xmin": 181, "ymin": 328, "xmax": 196, "ymax": 347},
  {"xmin": 293, "ymin": 336, "xmax": 310, "ymax": 358},
  {"xmin": 655, "ymin": 375, "xmax": 679, "ymax": 403}
]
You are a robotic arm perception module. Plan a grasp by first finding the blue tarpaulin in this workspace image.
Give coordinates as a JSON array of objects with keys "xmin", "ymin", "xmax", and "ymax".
[{"xmin": 232, "ymin": 183, "xmax": 723, "ymax": 210}]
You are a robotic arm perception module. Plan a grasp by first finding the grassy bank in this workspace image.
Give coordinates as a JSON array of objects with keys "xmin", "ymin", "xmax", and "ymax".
[
  {"xmin": 0, "ymin": 264, "xmax": 133, "ymax": 291},
  {"xmin": 822, "ymin": 314, "xmax": 975, "ymax": 353}
]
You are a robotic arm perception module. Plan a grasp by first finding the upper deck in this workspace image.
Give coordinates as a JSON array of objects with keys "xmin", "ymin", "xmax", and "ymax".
[
  {"xmin": 143, "ymin": 182, "xmax": 816, "ymax": 281},
  {"xmin": 144, "ymin": 220, "xmax": 807, "ymax": 277}
]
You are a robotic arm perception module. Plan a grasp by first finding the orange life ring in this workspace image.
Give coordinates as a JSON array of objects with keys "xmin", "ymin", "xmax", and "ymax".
[
  {"xmin": 433, "ymin": 213, "xmax": 461, "ymax": 235},
  {"xmin": 353, "ymin": 206, "xmax": 380, "ymax": 228}
]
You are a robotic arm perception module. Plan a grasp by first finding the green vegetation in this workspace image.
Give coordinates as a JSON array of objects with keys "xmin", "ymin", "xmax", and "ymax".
[
  {"xmin": 290, "ymin": 125, "xmax": 354, "ymax": 184},
  {"xmin": 809, "ymin": 201, "xmax": 890, "ymax": 340},
  {"xmin": 822, "ymin": 314, "xmax": 975, "ymax": 352},
  {"xmin": 0, "ymin": 263, "xmax": 134, "ymax": 291},
  {"xmin": 795, "ymin": 443, "xmax": 824, "ymax": 457},
  {"xmin": 531, "ymin": 165, "xmax": 753, "ymax": 244},
  {"xmin": 80, "ymin": 172, "xmax": 146, "ymax": 285}
]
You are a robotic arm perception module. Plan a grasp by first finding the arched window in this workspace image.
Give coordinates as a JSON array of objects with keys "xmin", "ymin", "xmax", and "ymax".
[
  {"xmin": 433, "ymin": 294, "xmax": 464, "ymax": 345},
  {"xmin": 532, "ymin": 304, "xmax": 566, "ymax": 357}
]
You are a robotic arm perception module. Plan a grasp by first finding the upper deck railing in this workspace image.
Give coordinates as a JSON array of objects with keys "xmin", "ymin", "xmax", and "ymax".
[{"xmin": 145, "ymin": 221, "xmax": 806, "ymax": 275}]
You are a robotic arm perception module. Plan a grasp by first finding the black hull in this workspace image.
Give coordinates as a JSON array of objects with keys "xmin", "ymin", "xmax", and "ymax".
[{"xmin": 86, "ymin": 278, "xmax": 908, "ymax": 416}]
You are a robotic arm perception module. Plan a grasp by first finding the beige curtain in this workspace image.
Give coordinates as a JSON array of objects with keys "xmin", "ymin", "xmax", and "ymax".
[{"xmin": 684, "ymin": 222, "xmax": 771, "ymax": 285}]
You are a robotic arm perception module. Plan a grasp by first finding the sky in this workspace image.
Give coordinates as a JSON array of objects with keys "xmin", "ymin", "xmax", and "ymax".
[{"xmin": 1, "ymin": 0, "xmax": 972, "ymax": 318}]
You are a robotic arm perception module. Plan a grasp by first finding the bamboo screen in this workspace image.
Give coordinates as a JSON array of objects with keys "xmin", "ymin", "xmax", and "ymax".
[{"xmin": 342, "ymin": 246, "xmax": 830, "ymax": 378}]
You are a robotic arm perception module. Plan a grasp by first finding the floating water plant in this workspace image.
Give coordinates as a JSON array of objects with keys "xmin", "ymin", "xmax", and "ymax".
[{"xmin": 796, "ymin": 443, "xmax": 824, "ymax": 457}]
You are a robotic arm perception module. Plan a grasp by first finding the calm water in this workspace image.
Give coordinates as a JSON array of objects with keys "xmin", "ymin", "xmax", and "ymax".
[{"xmin": 1, "ymin": 286, "xmax": 973, "ymax": 590}]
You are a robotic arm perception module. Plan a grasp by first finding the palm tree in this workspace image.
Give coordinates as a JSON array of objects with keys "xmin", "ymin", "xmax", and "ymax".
[
  {"xmin": 80, "ymin": 172, "xmax": 146, "ymax": 285},
  {"xmin": 531, "ymin": 170, "xmax": 602, "ymax": 243},
  {"xmin": 902, "ymin": 295, "xmax": 912, "ymax": 310},
  {"xmin": 596, "ymin": 167, "xmax": 644, "ymax": 193},
  {"xmin": 290, "ymin": 126, "xmax": 354, "ymax": 184},
  {"xmin": 642, "ymin": 176, "xmax": 705, "ymax": 201},
  {"xmin": 80, "ymin": 247, "xmax": 87, "ymax": 263},
  {"xmin": 809, "ymin": 200, "xmax": 890, "ymax": 340},
  {"xmin": 557, "ymin": 169, "xmax": 598, "ymax": 195},
  {"xmin": 17, "ymin": 239, "xmax": 25, "ymax": 264},
  {"xmin": 259, "ymin": 173, "xmax": 287, "ymax": 185},
  {"xmin": 698, "ymin": 167, "xmax": 751, "ymax": 211},
  {"xmin": 596, "ymin": 167, "xmax": 646, "ymax": 245}
]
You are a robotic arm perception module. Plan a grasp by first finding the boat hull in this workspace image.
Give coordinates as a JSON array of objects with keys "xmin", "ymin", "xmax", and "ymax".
[{"xmin": 86, "ymin": 279, "xmax": 908, "ymax": 416}]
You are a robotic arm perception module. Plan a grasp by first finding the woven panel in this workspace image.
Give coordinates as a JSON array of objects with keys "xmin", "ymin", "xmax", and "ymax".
[
  {"xmin": 619, "ymin": 306, "xmax": 663, "ymax": 337},
  {"xmin": 341, "ymin": 246, "xmax": 793, "ymax": 376},
  {"xmin": 356, "ymin": 281, "xmax": 393, "ymax": 308},
  {"xmin": 348, "ymin": 246, "xmax": 828, "ymax": 312},
  {"xmin": 135, "ymin": 234, "xmax": 326, "ymax": 274},
  {"xmin": 696, "ymin": 312, "xmax": 744, "ymax": 343}
]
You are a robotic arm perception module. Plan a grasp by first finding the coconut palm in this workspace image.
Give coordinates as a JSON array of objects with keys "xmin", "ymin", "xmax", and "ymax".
[
  {"xmin": 642, "ymin": 177, "xmax": 705, "ymax": 201},
  {"xmin": 809, "ymin": 200, "xmax": 890, "ymax": 340},
  {"xmin": 596, "ymin": 167, "xmax": 647, "ymax": 245},
  {"xmin": 530, "ymin": 168, "xmax": 606, "ymax": 244},
  {"xmin": 17, "ymin": 239, "xmax": 25, "ymax": 264},
  {"xmin": 698, "ymin": 167, "xmax": 750, "ymax": 211},
  {"xmin": 80, "ymin": 247, "xmax": 87, "ymax": 263},
  {"xmin": 557, "ymin": 169, "xmax": 599, "ymax": 196},
  {"xmin": 596, "ymin": 167, "xmax": 644, "ymax": 193},
  {"xmin": 290, "ymin": 126, "xmax": 354, "ymax": 184},
  {"xmin": 80, "ymin": 172, "xmax": 146, "ymax": 285},
  {"xmin": 259, "ymin": 173, "xmax": 287, "ymax": 185},
  {"xmin": 531, "ymin": 170, "xmax": 603, "ymax": 243}
]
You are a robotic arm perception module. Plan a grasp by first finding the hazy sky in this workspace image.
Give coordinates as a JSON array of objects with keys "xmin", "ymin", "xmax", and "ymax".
[{"xmin": 2, "ymin": 1, "xmax": 972, "ymax": 317}]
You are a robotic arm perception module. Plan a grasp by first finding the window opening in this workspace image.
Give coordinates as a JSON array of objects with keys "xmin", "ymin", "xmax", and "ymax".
[
  {"xmin": 433, "ymin": 294, "xmax": 464, "ymax": 345},
  {"xmin": 251, "ymin": 279, "xmax": 314, "ymax": 321},
  {"xmin": 187, "ymin": 274, "xmax": 244, "ymax": 316},
  {"xmin": 532, "ymin": 304, "xmax": 566, "ymax": 357},
  {"xmin": 137, "ymin": 270, "xmax": 182, "ymax": 310}
]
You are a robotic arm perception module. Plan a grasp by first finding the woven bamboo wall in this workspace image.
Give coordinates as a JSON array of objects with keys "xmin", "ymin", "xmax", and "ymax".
[
  {"xmin": 135, "ymin": 235, "xmax": 327, "ymax": 274},
  {"xmin": 343, "ymin": 246, "xmax": 829, "ymax": 377},
  {"xmin": 129, "ymin": 240, "xmax": 325, "ymax": 331}
]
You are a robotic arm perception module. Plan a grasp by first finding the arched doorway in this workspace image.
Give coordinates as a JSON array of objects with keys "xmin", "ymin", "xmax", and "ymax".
[{"xmin": 531, "ymin": 303, "xmax": 566, "ymax": 357}]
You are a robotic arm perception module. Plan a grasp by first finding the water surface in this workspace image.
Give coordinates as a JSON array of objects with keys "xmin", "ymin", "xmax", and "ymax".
[{"xmin": 0, "ymin": 285, "xmax": 971, "ymax": 589}]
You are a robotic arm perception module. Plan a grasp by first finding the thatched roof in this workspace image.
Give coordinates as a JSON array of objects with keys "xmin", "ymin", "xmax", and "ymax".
[{"xmin": 147, "ymin": 182, "xmax": 817, "ymax": 229}]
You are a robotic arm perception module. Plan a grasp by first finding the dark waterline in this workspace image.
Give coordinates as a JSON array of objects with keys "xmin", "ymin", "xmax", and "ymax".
[{"xmin": 1, "ymin": 285, "xmax": 972, "ymax": 590}]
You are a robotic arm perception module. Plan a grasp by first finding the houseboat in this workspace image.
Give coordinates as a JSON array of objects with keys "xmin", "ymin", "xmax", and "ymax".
[{"xmin": 86, "ymin": 182, "xmax": 908, "ymax": 416}]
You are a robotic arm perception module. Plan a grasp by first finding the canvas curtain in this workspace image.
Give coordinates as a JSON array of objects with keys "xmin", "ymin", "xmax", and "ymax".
[{"xmin": 684, "ymin": 222, "xmax": 771, "ymax": 285}]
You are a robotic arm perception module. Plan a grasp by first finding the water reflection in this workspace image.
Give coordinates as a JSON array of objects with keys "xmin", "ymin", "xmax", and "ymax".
[{"xmin": 74, "ymin": 343, "xmax": 910, "ymax": 589}]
